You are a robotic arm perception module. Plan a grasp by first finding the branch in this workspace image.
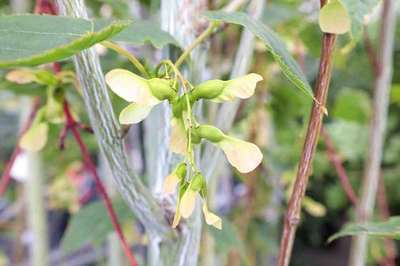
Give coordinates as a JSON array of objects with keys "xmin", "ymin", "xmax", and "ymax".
[
  {"xmin": 56, "ymin": 0, "xmax": 173, "ymax": 239},
  {"xmin": 363, "ymin": 29, "xmax": 380, "ymax": 76},
  {"xmin": 349, "ymin": 0, "xmax": 397, "ymax": 265},
  {"xmin": 62, "ymin": 100, "xmax": 138, "ymax": 266},
  {"xmin": 278, "ymin": 3, "xmax": 337, "ymax": 265},
  {"xmin": 377, "ymin": 175, "xmax": 396, "ymax": 266},
  {"xmin": 0, "ymin": 99, "xmax": 40, "ymax": 196},
  {"xmin": 321, "ymin": 127, "xmax": 358, "ymax": 206}
]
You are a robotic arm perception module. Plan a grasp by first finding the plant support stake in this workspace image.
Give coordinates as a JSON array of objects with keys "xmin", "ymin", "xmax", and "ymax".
[{"xmin": 278, "ymin": 1, "xmax": 336, "ymax": 265}]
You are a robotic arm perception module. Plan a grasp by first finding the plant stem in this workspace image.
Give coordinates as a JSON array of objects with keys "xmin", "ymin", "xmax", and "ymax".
[
  {"xmin": 63, "ymin": 100, "xmax": 138, "ymax": 266},
  {"xmin": 0, "ymin": 98, "xmax": 40, "ymax": 196},
  {"xmin": 278, "ymin": 3, "xmax": 336, "ymax": 265},
  {"xmin": 57, "ymin": 0, "xmax": 172, "ymax": 240},
  {"xmin": 377, "ymin": 175, "xmax": 396, "ymax": 266},
  {"xmin": 174, "ymin": 22, "xmax": 218, "ymax": 69},
  {"xmin": 102, "ymin": 40, "xmax": 150, "ymax": 78},
  {"xmin": 349, "ymin": 0, "xmax": 397, "ymax": 265},
  {"xmin": 25, "ymin": 150, "xmax": 48, "ymax": 266},
  {"xmin": 321, "ymin": 127, "xmax": 358, "ymax": 206}
]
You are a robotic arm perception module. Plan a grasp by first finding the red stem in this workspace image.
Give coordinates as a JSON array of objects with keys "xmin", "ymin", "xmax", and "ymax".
[
  {"xmin": 63, "ymin": 100, "xmax": 138, "ymax": 266},
  {"xmin": 321, "ymin": 127, "xmax": 358, "ymax": 206},
  {"xmin": 377, "ymin": 176, "xmax": 396, "ymax": 266},
  {"xmin": 363, "ymin": 30, "xmax": 381, "ymax": 76},
  {"xmin": 0, "ymin": 99, "xmax": 41, "ymax": 196},
  {"xmin": 278, "ymin": 1, "xmax": 336, "ymax": 264}
]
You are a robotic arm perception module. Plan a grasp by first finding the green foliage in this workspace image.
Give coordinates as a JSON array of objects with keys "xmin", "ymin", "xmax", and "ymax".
[
  {"xmin": 61, "ymin": 199, "xmax": 133, "ymax": 253},
  {"xmin": 95, "ymin": 19, "xmax": 179, "ymax": 48},
  {"xmin": 340, "ymin": 0, "xmax": 380, "ymax": 39},
  {"xmin": 326, "ymin": 121, "xmax": 368, "ymax": 161},
  {"xmin": 0, "ymin": 15, "xmax": 129, "ymax": 68},
  {"xmin": 329, "ymin": 216, "xmax": 400, "ymax": 242},
  {"xmin": 208, "ymin": 220, "xmax": 247, "ymax": 263},
  {"xmin": 203, "ymin": 11, "xmax": 313, "ymax": 99},
  {"xmin": 332, "ymin": 88, "xmax": 371, "ymax": 123}
]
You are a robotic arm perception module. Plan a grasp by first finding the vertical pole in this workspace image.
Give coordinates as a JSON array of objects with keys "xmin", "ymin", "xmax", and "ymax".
[{"xmin": 349, "ymin": 1, "xmax": 397, "ymax": 265}]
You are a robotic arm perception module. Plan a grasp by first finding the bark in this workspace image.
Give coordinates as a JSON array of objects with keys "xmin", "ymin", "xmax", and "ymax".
[
  {"xmin": 278, "ymin": 0, "xmax": 337, "ymax": 263},
  {"xmin": 349, "ymin": 1, "xmax": 397, "ymax": 265},
  {"xmin": 56, "ymin": 0, "xmax": 173, "ymax": 241}
]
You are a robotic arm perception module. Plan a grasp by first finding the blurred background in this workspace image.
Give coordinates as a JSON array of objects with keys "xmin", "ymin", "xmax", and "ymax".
[{"xmin": 0, "ymin": 0, "xmax": 399, "ymax": 265}]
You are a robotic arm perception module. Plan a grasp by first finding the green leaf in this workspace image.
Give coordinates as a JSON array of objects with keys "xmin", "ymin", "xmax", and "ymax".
[
  {"xmin": 332, "ymin": 88, "xmax": 371, "ymax": 123},
  {"xmin": 95, "ymin": 19, "xmax": 179, "ymax": 48},
  {"xmin": 207, "ymin": 220, "xmax": 248, "ymax": 264},
  {"xmin": 329, "ymin": 216, "xmax": 400, "ymax": 242},
  {"xmin": 326, "ymin": 120, "xmax": 368, "ymax": 161},
  {"xmin": 61, "ymin": 199, "xmax": 133, "ymax": 253},
  {"xmin": 203, "ymin": 11, "xmax": 313, "ymax": 99},
  {"xmin": 0, "ymin": 15, "xmax": 129, "ymax": 68},
  {"xmin": 340, "ymin": 0, "xmax": 380, "ymax": 39},
  {"xmin": 319, "ymin": 0, "xmax": 351, "ymax": 34}
]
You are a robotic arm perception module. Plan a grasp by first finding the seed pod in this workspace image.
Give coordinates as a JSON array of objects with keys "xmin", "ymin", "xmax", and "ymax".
[
  {"xmin": 190, "ymin": 173, "xmax": 205, "ymax": 192},
  {"xmin": 148, "ymin": 78, "xmax": 177, "ymax": 101},
  {"xmin": 195, "ymin": 124, "xmax": 225, "ymax": 143},
  {"xmin": 190, "ymin": 79, "xmax": 225, "ymax": 102}
]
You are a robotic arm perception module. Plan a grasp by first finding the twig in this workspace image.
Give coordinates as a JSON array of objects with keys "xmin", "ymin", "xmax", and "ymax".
[
  {"xmin": 363, "ymin": 29, "xmax": 381, "ymax": 76},
  {"xmin": 63, "ymin": 100, "xmax": 138, "ymax": 266},
  {"xmin": 349, "ymin": 0, "xmax": 397, "ymax": 265},
  {"xmin": 174, "ymin": 21, "xmax": 218, "ymax": 69},
  {"xmin": 101, "ymin": 41, "xmax": 150, "ymax": 78},
  {"xmin": 321, "ymin": 127, "xmax": 358, "ymax": 206},
  {"xmin": 57, "ymin": 0, "xmax": 172, "ymax": 239},
  {"xmin": 377, "ymin": 175, "xmax": 396, "ymax": 266},
  {"xmin": 278, "ymin": 1, "xmax": 336, "ymax": 265},
  {"xmin": 0, "ymin": 99, "xmax": 41, "ymax": 196}
]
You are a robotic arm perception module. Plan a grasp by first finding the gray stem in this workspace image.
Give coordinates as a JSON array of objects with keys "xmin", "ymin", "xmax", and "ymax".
[
  {"xmin": 56, "ymin": 0, "xmax": 173, "ymax": 239},
  {"xmin": 146, "ymin": 1, "xmax": 208, "ymax": 266},
  {"xmin": 349, "ymin": 1, "xmax": 397, "ymax": 265},
  {"xmin": 25, "ymin": 152, "xmax": 49, "ymax": 266}
]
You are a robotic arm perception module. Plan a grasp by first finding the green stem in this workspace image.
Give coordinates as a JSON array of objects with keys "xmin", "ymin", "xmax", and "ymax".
[
  {"xmin": 102, "ymin": 41, "xmax": 150, "ymax": 78},
  {"xmin": 174, "ymin": 22, "xmax": 218, "ymax": 69},
  {"xmin": 160, "ymin": 60, "xmax": 196, "ymax": 171}
]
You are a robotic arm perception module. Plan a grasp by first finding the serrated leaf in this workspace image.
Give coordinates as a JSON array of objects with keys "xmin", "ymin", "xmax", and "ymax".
[
  {"xmin": 0, "ymin": 15, "xmax": 129, "ymax": 68},
  {"xmin": 329, "ymin": 217, "xmax": 400, "ymax": 242},
  {"xmin": 340, "ymin": 0, "xmax": 380, "ymax": 39},
  {"xmin": 61, "ymin": 199, "xmax": 133, "ymax": 253},
  {"xmin": 203, "ymin": 11, "xmax": 313, "ymax": 99},
  {"xmin": 319, "ymin": 0, "xmax": 351, "ymax": 34},
  {"xmin": 95, "ymin": 19, "xmax": 179, "ymax": 48}
]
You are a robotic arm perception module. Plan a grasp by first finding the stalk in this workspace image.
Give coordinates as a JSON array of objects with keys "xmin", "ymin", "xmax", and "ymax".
[
  {"xmin": 321, "ymin": 127, "xmax": 358, "ymax": 206},
  {"xmin": 349, "ymin": 0, "xmax": 397, "ymax": 265},
  {"xmin": 63, "ymin": 100, "xmax": 138, "ymax": 266},
  {"xmin": 56, "ymin": 0, "xmax": 172, "ymax": 239},
  {"xmin": 25, "ymin": 151, "xmax": 48, "ymax": 266},
  {"xmin": 0, "ymin": 99, "xmax": 40, "ymax": 196},
  {"xmin": 277, "ymin": 1, "xmax": 337, "ymax": 264}
]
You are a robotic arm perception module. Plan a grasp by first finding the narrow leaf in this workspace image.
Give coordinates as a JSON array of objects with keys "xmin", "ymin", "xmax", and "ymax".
[
  {"xmin": 95, "ymin": 19, "xmax": 179, "ymax": 48},
  {"xmin": 329, "ymin": 216, "xmax": 400, "ymax": 243},
  {"xmin": 61, "ymin": 199, "xmax": 133, "ymax": 253},
  {"xmin": 203, "ymin": 11, "xmax": 313, "ymax": 98},
  {"xmin": 0, "ymin": 15, "xmax": 129, "ymax": 68}
]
